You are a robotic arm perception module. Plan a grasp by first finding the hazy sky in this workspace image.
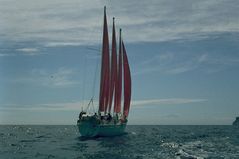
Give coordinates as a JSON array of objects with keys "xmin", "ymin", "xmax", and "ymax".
[{"xmin": 1, "ymin": 0, "xmax": 239, "ymax": 125}]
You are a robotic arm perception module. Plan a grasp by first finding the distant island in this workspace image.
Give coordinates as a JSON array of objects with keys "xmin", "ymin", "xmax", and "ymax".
[{"xmin": 233, "ymin": 117, "xmax": 239, "ymax": 126}]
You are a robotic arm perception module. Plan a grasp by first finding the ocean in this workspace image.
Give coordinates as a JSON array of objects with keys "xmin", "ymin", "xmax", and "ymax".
[{"xmin": 0, "ymin": 125, "xmax": 238, "ymax": 159}]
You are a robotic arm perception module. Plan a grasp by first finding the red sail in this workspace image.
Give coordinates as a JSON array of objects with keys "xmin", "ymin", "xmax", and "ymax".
[
  {"xmin": 99, "ymin": 7, "xmax": 110, "ymax": 112},
  {"xmin": 108, "ymin": 18, "xmax": 117, "ymax": 113},
  {"xmin": 122, "ymin": 41, "xmax": 131, "ymax": 117},
  {"xmin": 114, "ymin": 29, "xmax": 122, "ymax": 113}
]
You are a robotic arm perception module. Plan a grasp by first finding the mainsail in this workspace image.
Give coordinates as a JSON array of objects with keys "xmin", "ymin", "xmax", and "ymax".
[
  {"xmin": 99, "ymin": 6, "xmax": 110, "ymax": 112},
  {"xmin": 98, "ymin": 7, "xmax": 131, "ymax": 118}
]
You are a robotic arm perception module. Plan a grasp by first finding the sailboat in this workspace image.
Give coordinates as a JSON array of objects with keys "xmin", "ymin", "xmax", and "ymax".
[{"xmin": 77, "ymin": 7, "xmax": 132, "ymax": 137}]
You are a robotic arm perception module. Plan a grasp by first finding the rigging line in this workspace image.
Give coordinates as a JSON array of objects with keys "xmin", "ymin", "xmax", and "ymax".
[
  {"xmin": 91, "ymin": 48, "xmax": 100, "ymax": 99},
  {"xmin": 92, "ymin": 99, "xmax": 95, "ymax": 113},
  {"xmin": 89, "ymin": 45, "xmax": 101, "ymax": 113},
  {"xmin": 85, "ymin": 47, "xmax": 113, "ymax": 54},
  {"xmin": 85, "ymin": 47, "xmax": 101, "ymax": 52},
  {"xmin": 86, "ymin": 98, "xmax": 94, "ymax": 112},
  {"xmin": 81, "ymin": 52, "xmax": 87, "ymax": 112},
  {"xmin": 81, "ymin": 13, "xmax": 101, "ymax": 113}
]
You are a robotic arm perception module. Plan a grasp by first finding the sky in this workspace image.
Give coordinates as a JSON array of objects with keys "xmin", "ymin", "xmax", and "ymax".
[{"xmin": 0, "ymin": 0, "xmax": 239, "ymax": 125}]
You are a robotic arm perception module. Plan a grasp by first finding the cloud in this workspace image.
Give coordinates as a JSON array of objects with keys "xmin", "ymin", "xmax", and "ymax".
[
  {"xmin": 134, "ymin": 52, "xmax": 200, "ymax": 75},
  {"xmin": 198, "ymin": 54, "xmax": 208, "ymax": 63},
  {"xmin": 134, "ymin": 50, "xmax": 239, "ymax": 76},
  {"xmin": 163, "ymin": 114, "xmax": 180, "ymax": 119},
  {"xmin": 14, "ymin": 68, "xmax": 81, "ymax": 87},
  {"xmin": 16, "ymin": 47, "xmax": 40, "ymax": 56},
  {"xmin": 0, "ymin": 98, "xmax": 207, "ymax": 111},
  {"xmin": 165, "ymin": 68, "xmax": 189, "ymax": 74},
  {"xmin": 131, "ymin": 98, "xmax": 207, "ymax": 107},
  {"xmin": 0, "ymin": 0, "xmax": 239, "ymax": 47},
  {"xmin": 49, "ymin": 68, "xmax": 80, "ymax": 87},
  {"xmin": 0, "ymin": 53, "xmax": 13, "ymax": 57},
  {"xmin": 0, "ymin": 47, "xmax": 42, "ymax": 57},
  {"xmin": 0, "ymin": 100, "xmax": 93, "ymax": 112},
  {"xmin": 16, "ymin": 48, "xmax": 38, "ymax": 53}
]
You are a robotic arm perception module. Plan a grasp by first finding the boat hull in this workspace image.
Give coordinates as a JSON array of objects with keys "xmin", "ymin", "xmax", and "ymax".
[
  {"xmin": 77, "ymin": 117, "xmax": 126, "ymax": 137},
  {"xmin": 233, "ymin": 117, "xmax": 239, "ymax": 127}
]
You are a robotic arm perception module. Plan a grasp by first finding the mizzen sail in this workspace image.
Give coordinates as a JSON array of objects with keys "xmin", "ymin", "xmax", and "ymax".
[{"xmin": 122, "ymin": 41, "xmax": 131, "ymax": 117}]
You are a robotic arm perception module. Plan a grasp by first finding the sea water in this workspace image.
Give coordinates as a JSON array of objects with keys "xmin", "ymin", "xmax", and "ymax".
[{"xmin": 0, "ymin": 125, "xmax": 239, "ymax": 159}]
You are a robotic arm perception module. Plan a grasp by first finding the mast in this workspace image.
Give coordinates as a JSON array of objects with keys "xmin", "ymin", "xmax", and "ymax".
[
  {"xmin": 99, "ymin": 6, "xmax": 110, "ymax": 113},
  {"xmin": 108, "ymin": 17, "xmax": 117, "ymax": 113},
  {"xmin": 114, "ymin": 29, "xmax": 122, "ymax": 113},
  {"xmin": 122, "ymin": 41, "xmax": 131, "ymax": 118}
]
